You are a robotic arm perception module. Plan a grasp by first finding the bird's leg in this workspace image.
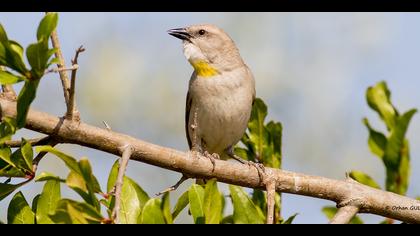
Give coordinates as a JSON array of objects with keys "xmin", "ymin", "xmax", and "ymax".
[
  {"xmin": 156, "ymin": 174, "xmax": 189, "ymax": 196},
  {"xmin": 226, "ymin": 146, "xmax": 266, "ymax": 183}
]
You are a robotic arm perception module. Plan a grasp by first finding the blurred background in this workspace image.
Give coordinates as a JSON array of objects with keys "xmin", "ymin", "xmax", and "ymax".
[{"xmin": 0, "ymin": 12, "xmax": 419, "ymax": 224}]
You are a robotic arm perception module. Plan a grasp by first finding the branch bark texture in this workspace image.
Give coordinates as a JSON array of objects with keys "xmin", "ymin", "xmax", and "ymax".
[{"xmin": 0, "ymin": 97, "xmax": 419, "ymax": 224}]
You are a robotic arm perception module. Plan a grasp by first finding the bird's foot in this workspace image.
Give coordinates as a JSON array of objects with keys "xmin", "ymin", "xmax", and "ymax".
[
  {"xmin": 246, "ymin": 160, "xmax": 266, "ymax": 183},
  {"xmin": 203, "ymin": 151, "xmax": 220, "ymax": 172},
  {"xmin": 227, "ymin": 151, "xmax": 266, "ymax": 183}
]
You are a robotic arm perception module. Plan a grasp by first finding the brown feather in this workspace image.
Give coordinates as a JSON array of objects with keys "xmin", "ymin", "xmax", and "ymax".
[{"xmin": 185, "ymin": 91, "xmax": 193, "ymax": 149}]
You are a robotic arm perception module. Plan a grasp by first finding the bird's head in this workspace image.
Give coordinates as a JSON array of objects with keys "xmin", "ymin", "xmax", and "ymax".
[{"xmin": 168, "ymin": 24, "xmax": 244, "ymax": 77}]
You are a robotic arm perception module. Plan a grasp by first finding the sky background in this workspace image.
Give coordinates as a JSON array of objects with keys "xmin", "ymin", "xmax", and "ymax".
[{"xmin": 1, "ymin": 12, "xmax": 420, "ymax": 224}]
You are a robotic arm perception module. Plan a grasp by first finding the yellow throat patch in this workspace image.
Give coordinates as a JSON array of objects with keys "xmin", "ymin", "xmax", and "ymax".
[{"xmin": 190, "ymin": 60, "xmax": 219, "ymax": 77}]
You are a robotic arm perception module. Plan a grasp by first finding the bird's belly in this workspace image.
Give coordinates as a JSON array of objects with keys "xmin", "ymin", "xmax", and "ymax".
[{"xmin": 193, "ymin": 91, "xmax": 252, "ymax": 156}]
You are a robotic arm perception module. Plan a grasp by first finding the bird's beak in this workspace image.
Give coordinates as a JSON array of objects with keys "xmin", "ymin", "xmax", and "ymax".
[{"xmin": 167, "ymin": 28, "xmax": 192, "ymax": 41}]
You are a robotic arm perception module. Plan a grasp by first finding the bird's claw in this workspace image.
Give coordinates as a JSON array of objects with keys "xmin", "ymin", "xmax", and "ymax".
[
  {"xmin": 203, "ymin": 151, "xmax": 219, "ymax": 172},
  {"xmin": 246, "ymin": 161, "xmax": 266, "ymax": 183}
]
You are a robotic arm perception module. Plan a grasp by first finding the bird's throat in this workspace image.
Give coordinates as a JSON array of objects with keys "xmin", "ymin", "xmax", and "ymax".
[{"xmin": 190, "ymin": 60, "xmax": 219, "ymax": 77}]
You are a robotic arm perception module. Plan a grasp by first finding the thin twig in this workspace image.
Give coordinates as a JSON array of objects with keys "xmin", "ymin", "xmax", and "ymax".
[
  {"xmin": 112, "ymin": 145, "xmax": 133, "ymax": 224},
  {"xmin": 329, "ymin": 206, "xmax": 359, "ymax": 224},
  {"xmin": 66, "ymin": 46, "xmax": 84, "ymax": 121},
  {"xmin": 44, "ymin": 65, "xmax": 79, "ymax": 75},
  {"xmin": 50, "ymin": 25, "xmax": 71, "ymax": 106},
  {"xmin": 266, "ymin": 178, "xmax": 276, "ymax": 224},
  {"xmin": 103, "ymin": 121, "xmax": 112, "ymax": 131},
  {"xmin": 156, "ymin": 175, "xmax": 189, "ymax": 196},
  {"xmin": 4, "ymin": 136, "xmax": 51, "ymax": 148}
]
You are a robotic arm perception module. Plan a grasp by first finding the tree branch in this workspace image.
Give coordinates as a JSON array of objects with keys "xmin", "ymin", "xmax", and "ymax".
[
  {"xmin": 0, "ymin": 97, "xmax": 419, "ymax": 224},
  {"xmin": 4, "ymin": 136, "xmax": 52, "ymax": 148},
  {"xmin": 112, "ymin": 144, "xmax": 133, "ymax": 224},
  {"xmin": 329, "ymin": 206, "xmax": 359, "ymax": 224},
  {"xmin": 67, "ymin": 46, "xmax": 84, "ymax": 121},
  {"xmin": 265, "ymin": 177, "xmax": 276, "ymax": 224},
  {"xmin": 50, "ymin": 29, "xmax": 71, "ymax": 106}
]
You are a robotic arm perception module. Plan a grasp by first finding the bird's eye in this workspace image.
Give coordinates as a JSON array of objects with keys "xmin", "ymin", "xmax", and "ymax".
[{"xmin": 198, "ymin": 29, "xmax": 206, "ymax": 35}]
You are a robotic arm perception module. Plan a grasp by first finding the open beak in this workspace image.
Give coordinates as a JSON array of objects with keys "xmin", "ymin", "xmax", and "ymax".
[{"xmin": 167, "ymin": 28, "xmax": 192, "ymax": 41}]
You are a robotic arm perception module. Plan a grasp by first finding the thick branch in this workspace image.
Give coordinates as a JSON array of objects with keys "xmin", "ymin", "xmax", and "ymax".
[
  {"xmin": 0, "ymin": 97, "xmax": 419, "ymax": 224},
  {"xmin": 329, "ymin": 206, "xmax": 359, "ymax": 224}
]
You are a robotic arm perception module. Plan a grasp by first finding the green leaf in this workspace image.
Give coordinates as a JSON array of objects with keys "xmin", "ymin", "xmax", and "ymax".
[
  {"xmin": 322, "ymin": 206, "xmax": 363, "ymax": 224},
  {"xmin": 79, "ymin": 158, "xmax": 101, "ymax": 193},
  {"xmin": 107, "ymin": 159, "xmax": 150, "ymax": 204},
  {"xmin": 203, "ymin": 178, "xmax": 223, "ymax": 224},
  {"xmin": 0, "ymin": 146, "xmax": 28, "ymax": 178},
  {"xmin": 0, "ymin": 182, "xmax": 23, "ymax": 201},
  {"xmin": 0, "ymin": 164, "xmax": 26, "ymax": 178},
  {"xmin": 416, "ymin": 197, "xmax": 420, "ymax": 201},
  {"xmin": 9, "ymin": 41, "xmax": 24, "ymax": 61},
  {"xmin": 266, "ymin": 121, "xmax": 282, "ymax": 169},
  {"xmin": 107, "ymin": 160, "xmax": 149, "ymax": 224},
  {"xmin": 78, "ymin": 158, "xmax": 101, "ymax": 210},
  {"xmin": 384, "ymin": 109, "xmax": 416, "ymax": 170},
  {"xmin": 282, "ymin": 213, "xmax": 298, "ymax": 224},
  {"xmin": 49, "ymin": 199, "xmax": 103, "ymax": 224},
  {"xmin": 37, "ymin": 13, "xmax": 58, "ymax": 41},
  {"xmin": 366, "ymin": 81, "xmax": 397, "ymax": 130},
  {"xmin": 31, "ymin": 194, "xmax": 40, "ymax": 215},
  {"xmin": 386, "ymin": 139, "xmax": 411, "ymax": 195},
  {"xmin": 0, "ymin": 146, "xmax": 14, "ymax": 167},
  {"xmin": 349, "ymin": 171, "xmax": 381, "ymax": 189},
  {"xmin": 26, "ymin": 41, "xmax": 50, "ymax": 79},
  {"xmin": 16, "ymin": 80, "xmax": 40, "ymax": 128},
  {"xmin": 36, "ymin": 146, "xmax": 81, "ymax": 174},
  {"xmin": 0, "ymin": 117, "xmax": 17, "ymax": 145},
  {"xmin": 0, "ymin": 70, "xmax": 24, "ymax": 85},
  {"xmin": 7, "ymin": 191, "xmax": 35, "ymax": 224},
  {"xmin": 229, "ymin": 185, "xmax": 265, "ymax": 224},
  {"xmin": 252, "ymin": 189, "xmax": 267, "ymax": 214},
  {"xmin": 171, "ymin": 190, "xmax": 189, "ymax": 220},
  {"xmin": 248, "ymin": 98, "xmax": 269, "ymax": 161},
  {"xmin": 0, "ymin": 24, "xmax": 8, "ymax": 42},
  {"xmin": 161, "ymin": 192, "xmax": 173, "ymax": 224},
  {"xmin": 20, "ymin": 139, "xmax": 33, "ymax": 172},
  {"xmin": 47, "ymin": 57, "xmax": 60, "ymax": 67},
  {"xmin": 234, "ymin": 147, "xmax": 250, "ymax": 161},
  {"xmin": 139, "ymin": 198, "xmax": 166, "ymax": 224},
  {"xmin": 9, "ymin": 144, "xmax": 33, "ymax": 174},
  {"xmin": 363, "ymin": 118, "xmax": 387, "ymax": 158},
  {"xmin": 36, "ymin": 179, "xmax": 61, "ymax": 224},
  {"xmin": 66, "ymin": 170, "xmax": 91, "ymax": 204},
  {"xmin": 35, "ymin": 171, "xmax": 65, "ymax": 182},
  {"xmin": 188, "ymin": 184, "xmax": 205, "ymax": 224},
  {"xmin": 0, "ymin": 41, "xmax": 28, "ymax": 75}
]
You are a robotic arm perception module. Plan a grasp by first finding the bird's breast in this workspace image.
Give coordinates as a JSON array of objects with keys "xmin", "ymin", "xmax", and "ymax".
[{"xmin": 188, "ymin": 68, "xmax": 255, "ymax": 155}]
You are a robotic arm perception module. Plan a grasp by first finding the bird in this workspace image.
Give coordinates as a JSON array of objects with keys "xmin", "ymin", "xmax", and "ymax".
[{"xmin": 157, "ymin": 24, "xmax": 261, "ymax": 195}]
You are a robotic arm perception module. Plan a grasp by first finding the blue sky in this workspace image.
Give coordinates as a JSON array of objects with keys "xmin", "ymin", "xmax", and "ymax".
[{"xmin": 1, "ymin": 12, "xmax": 420, "ymax": 223}]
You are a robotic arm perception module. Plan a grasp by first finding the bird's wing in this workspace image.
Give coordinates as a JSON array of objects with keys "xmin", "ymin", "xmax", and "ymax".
[{"xmin": 185, "ymin": 90, "xmax": 193, "ymax": 149}]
